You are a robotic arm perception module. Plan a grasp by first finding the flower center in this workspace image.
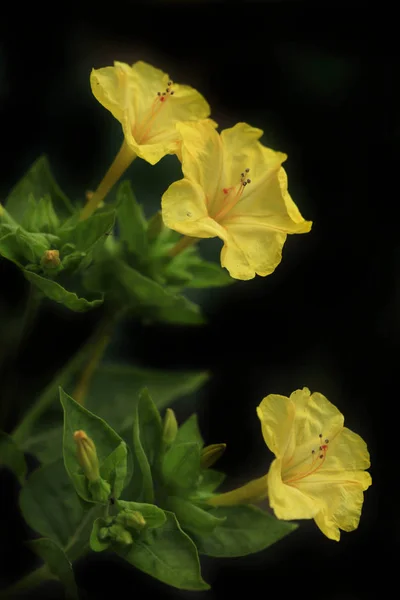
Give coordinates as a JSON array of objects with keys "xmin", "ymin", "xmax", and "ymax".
[
  {"xmin": 283, "ymin": 433, "xmax": 330, "ymax": 485},
  {"xmin": 134, "ymin": 80, "xmax": 175, "ymax": 144},
  {"xmin": 213, "ymin": 168, "xmax": 252, "ymax": 222}
]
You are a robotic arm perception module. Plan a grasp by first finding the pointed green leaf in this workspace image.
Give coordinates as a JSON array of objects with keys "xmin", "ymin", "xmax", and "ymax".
[
  {"xmin": 60, "ymin": 388, "xmax": 129, "ymax": 502},
  {"xmin": 117, "ymin": 181, "xmax": 148, "ymax": 257},
  {"xmin": 29, "ymin": 538, "xmax": 79, "ymax": 600},
  {"xmin": 86, "ymin": 364, "xmax": 209, "ymax": 433},
  {"xmin": 24, "ymin": 271, "xmax": 103, "ymax": 312},
  {"xmin": 20, "ymin": 366, "xmax": 209, "ymax": 465},
  {"xmin": 167, "ymin": 496, "xmax": 226, "ymax": 536},
  {"xmin": 136, "ymin": 388, "xmax": 162, "ymax": 466},
  {"xmin": 162, "ymin": 442, "xmax": 201, "ymax": 492},
  {"xmin": 194, "ymin": 505, "xmax": 297, "ymax": 557},
  {"xmin": 112, "ymin": 261, "xmax": 204, "ymax": 325},
  {"xmin": 0, "ymin": 431, "xmax": 27, "ymax": 484},
  {"xmin": 5, "ymin": 156, "xmax": 74, "ymax": 222},
  {"xmin": 21, "ymin": 195, "xmax": 60, "ymax": 234},
  {"xmin": 0, "ymin": 231, "xmax": 24, "ymax": 265},
  {"xmin": 132, "ymin": 402, "xmax": 154, "ymax": 504},
  {"xmin": 166, "ymin": 252, "xmax": 233, "ymax": 289},
  {"xmin": 90, "ymin": 517, "xmax": 112, "ymax": 552},
  {"xmin": 59, "ymin": 208, "xmax": 115, "ymax": 254},
  {"xmin": 196, "ymin": 469, "xmax": 226, "ymax": 496},
  {"xmin": 117, "ymin": 511, "xmax": 209, "ymax": 590},
  {"xmin": 19, "ymin": 459, "xmax": 101, "ymax": 556},
  {"xmin": 15, "ymin": 228, "xmax": 57, "ymax": 263},
  {"xmin": 174, "ymin": 414, "xmax": 204, "ymax": 447}
]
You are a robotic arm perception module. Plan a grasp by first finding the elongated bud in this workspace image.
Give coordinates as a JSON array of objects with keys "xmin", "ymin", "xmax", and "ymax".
[
  {"xmin": 147, "ymin": 210, "xmax": 164, "ymax": 241},
  {"xmin": 74, "ymin": 430, "xmax": 100, "ymax": 482},
  {"xmin": 162, "ymin": 408, "xmax": 178, "ymax": 445},
  {"xmin": 117, "ymin": 509, "xmax": 146, "ymax": 531},
  {"xmin": 200, "ymin": 443, "xmax": 227, "ymax": 469},
  {"xmin": 40, "ymin": 249, "xmax": 61, "ymax": 269}
]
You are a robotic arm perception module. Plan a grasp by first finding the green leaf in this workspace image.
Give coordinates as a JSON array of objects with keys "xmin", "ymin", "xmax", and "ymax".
[
  {"xmin": 117, "ymin": 500, "xmax": 166, "ymax": 529},
  {"xmin": 117, "ymin": 511, "xmax": 209, "ymax": 590},
  {"xmin": 19, "ymin": 459, "xmax": 101, "ymax": 557},
  {"xmin": 20, "ymin": 366, "xmax": 209, "ymax": 465},
  {"xmin": 194, "ymin": 505, "xmax": 297, "ymax": 557},
  {"xmin": 117, "ymin": 181, "xmax": 148, "ymax": 257},
  {"xmin": 0, "ymin": 232, "xmax": 24, "ymax": 265},
  {"xmin": 59, "ymin": 208, "xmax": 116, "ymax": 254},
  {"xmin": 86, "ymin": 364, "xmax": 209, "ymax": 433},
  {"xmin": 162, "ymin": 442, "xmax": 201, "ymax": 492},
  {"xmin": 174, "ymin": 414, "xmax": 204, "ymax": 447},
  {"xmin": 196, "ymin": 469, "xmax": 226, "ymax": 495},
  {"xmin": 29, "ymin": 538, "xmax": 79, "ymax": 600},
  {"xmin": 90, "ymin": 517, "xmax": 112, "ymax": 552},
  {"xmin": 60, "ymin": 388, "xmax": 129, "ymax": 502},
  {"xmin": 112, "ymin": 261, "xmax": 205, "ymax": 325},
  {"xmin": 5, "ymin": 156, "xmax": 74, "ymax": 222},
  {"xmin": 166, "ymin": 252, "xmax": 234, "ymax": 289},
  {"xmin": 132, "ymin": 402, "xmax": 154, "ymax": 504},
  {"xmin": 167, "ymin": 496, "xmax": 225, "ymax": 536},
  {"xmin": 24, "ymin": 271, "xmax": 103, "ymax": 312},
  {"xmin": 21, "ymin": 195, "xmax": 60, "ymax": 234},
  {"xmin": 15, "ymin": 228, "xmax": 58, "ymax": 263},
  {"xmin": 0, "ymin": 431, "xmax": 27, "ymax": 484},
  {"xmin": 135, "ymin": 388, "xmax": 162, "ymax": 466}
]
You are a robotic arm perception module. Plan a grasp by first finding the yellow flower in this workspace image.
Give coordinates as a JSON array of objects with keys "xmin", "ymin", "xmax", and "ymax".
[
  {"xmin": 81, "ymin": 61, "xmax": 211, "ymax": 221},
  {"xmin": 208, "ymin": 388, "xmax": 371, "ymax": 541},
  {"xmin": 162, "ymin": 120, "xmax": 312, "ymax": 280},
  {"xmin": 91, "ymin": 60, "xmax": 211, "ymax": 165},
  {"xmin": 257, "ymin": 388, "xmax": 371, "ymax": 540}
]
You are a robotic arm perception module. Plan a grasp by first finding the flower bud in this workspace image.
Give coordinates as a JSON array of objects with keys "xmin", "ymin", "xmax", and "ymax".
[
  {"xmin": 117, "ymin": 509, "xmax": 146, "ymax": 531},
  {"xmin": 200, "ymin": 443, "xmax": 227, "ymax": 469},
  {"xmin": 73, "ymin": 430, "xmax": 100, "ymax": 482},
  {"xmin": 108, "ymin": 524, "xmax": 133, "ymax": 545},
  {"xmin": 162, "ymin": 408, "xmax": 178, "ymax": 446},
  {"xmin": 40, "ymin": 249, "xmax": 61, "ymax": 269}
]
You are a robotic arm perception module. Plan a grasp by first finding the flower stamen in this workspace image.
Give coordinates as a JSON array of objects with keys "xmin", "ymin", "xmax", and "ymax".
[
  {"xmin": 284, "ymin": 434, "xmax": 330, "ymax": 484},
  {"xmin": 215, "ymin": 168, "xmax": 251, "ymax": 221},
  {"xmin": 135, "ymin": 80, "xmax": 175, "ymax": 143}
]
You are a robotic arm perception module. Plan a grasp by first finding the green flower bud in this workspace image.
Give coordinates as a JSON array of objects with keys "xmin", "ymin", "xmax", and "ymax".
[
  {"xmin": 117, "ymin": 509, "xmax": 146, "ymax": 531},
  {"xmin": 200, "ymin": 443, "xmax": 227, "ymax": 469},
  {"xmin": 74, "ymin": 430, "xmax": 100, "ymax": 482},
  {"xmin": 40, "ymin": 249, "xmax": 61, "ymax": 269},
  {"xmin": 88, "ymin": 477, "xmax": 111, "ymax": 504},
  {"xmin": 108, "ymin": 524, "xmax": 133, "ymax": 546},
  {"xmin": 162, "ymin": 408, "xmax": 178, "ymax": 446}
]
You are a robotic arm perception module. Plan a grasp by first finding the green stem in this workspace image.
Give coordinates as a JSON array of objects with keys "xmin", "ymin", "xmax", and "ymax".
[
  {"xmin": 80, "ymin": 140, "xmax": 136, "ymax": 221},
  {"xmin": 0, "ymin": 564, "xmax": 54, "ymax": 598},
  {"xmin": 12, "ymin": 312, "xmax": 118, "ymax": 445},
  {"xmin": 168, "ymin": 235, "xmax": 200, "ymax": 257}
]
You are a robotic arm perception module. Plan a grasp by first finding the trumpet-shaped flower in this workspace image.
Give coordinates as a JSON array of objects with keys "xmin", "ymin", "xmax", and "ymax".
[
  {"xmin": 162, "ymin": 120, "xmax": 312, "ymax": 280},
  {"xmin": 209, "ymin": 388, "xmax": 371, "ymax": 541},
  {"xmin": 81, "ymin": 61, "xmax": 211, "ymax": 220},
  {"xmin": 91, "ymin": 60, "xmax": 211, "ymax": 166}
]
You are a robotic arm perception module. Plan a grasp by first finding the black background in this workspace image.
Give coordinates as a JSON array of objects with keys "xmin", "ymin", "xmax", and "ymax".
[{"xmin": 0, "ymin": 2, "xmax": 395, "ymax": 598}]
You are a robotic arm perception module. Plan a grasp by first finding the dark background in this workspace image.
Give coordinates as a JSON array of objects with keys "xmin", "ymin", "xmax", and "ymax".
[{"xmin": 0, "ymin": 2, "xmax": 395, "ymax": 598}]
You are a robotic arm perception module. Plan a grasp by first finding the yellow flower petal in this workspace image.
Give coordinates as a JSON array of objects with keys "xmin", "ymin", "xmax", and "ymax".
[
  {"xmin": 176, "ymin": 121, "xmax": 223, "ymax": 202},
  {"xmin": 256, "ymin": 394, "xmax": 296, "ymax": 458},
  {"xmin": 90, "ymin": 62, "xmax": 133, "ymax": 123},
  {"xmin": 220, "ymin": 122, "xmax": 264, "ymax": 188},
  {"xmin": 161, "ymin": 178, "xmax": 225, "ymax": 238},
  {"xmin": 225, "ymin": 166, "xmax": 312, "ymax": 234},
  {"xmin": 305, "ymin": 473, "xmax": 372, "ymax": 540},
  {"xmin": 267, "ymin": 458, "xmax": 321, "ymax": 520},
  {"xmin": 221, "ymin": 221, "xmax": 287, "ymax": 279}
]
